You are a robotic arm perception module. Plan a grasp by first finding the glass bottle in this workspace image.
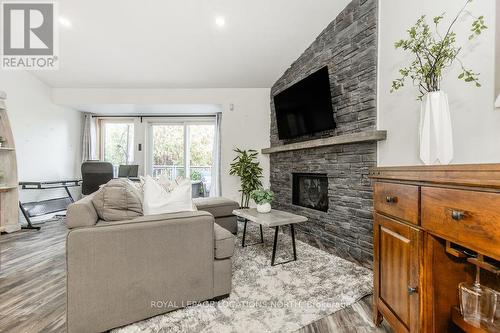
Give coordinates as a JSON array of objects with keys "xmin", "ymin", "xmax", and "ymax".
[{"xmin": 459, "ymin": 266, "xmax": 498, "ymax": 326}]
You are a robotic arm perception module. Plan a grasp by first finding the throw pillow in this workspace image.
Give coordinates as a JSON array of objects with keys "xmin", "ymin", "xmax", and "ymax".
[
  {"xmin": 157, "ymin": 174, "xmax": 176, "ymax": 192},
  {"xmin": 143, "ymin": 175, "xmax": 196, "ymax": 215},
  {"xmin": 91, "ymin": 179, "xmax": 143, "ymax": 221}
]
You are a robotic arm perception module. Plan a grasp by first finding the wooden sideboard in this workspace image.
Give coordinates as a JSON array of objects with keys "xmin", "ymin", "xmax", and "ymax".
[{"xmin": 370, "ymin": 164, "xmax": 500, "ymax": 333}]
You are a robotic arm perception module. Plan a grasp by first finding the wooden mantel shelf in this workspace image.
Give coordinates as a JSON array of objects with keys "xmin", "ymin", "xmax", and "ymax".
[{"xmin": 261, "ymin": 130, "xmax": 387, "ymax": 154}]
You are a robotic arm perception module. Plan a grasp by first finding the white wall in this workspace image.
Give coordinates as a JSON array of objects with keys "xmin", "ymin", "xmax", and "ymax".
[
  {"xmin": 378, "ymin": 0, "xmax": 500, "ymax": 166},
  {"xmin": 495, "ymin": 1, "xmax": 500, "ymax": 105},
  {"xmin": 52, "ymin": 88, "xmax": 271, "ymax": 204},
  {"xmin": 0, "ymin": 71, "xmax": 83, "ymax": 209},
  {"xmin": 0, "ymin": 72, "xmax": 83, "ymax": 180}
]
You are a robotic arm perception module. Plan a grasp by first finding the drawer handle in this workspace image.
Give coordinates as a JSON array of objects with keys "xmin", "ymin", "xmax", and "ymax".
[
  {"xmin": 408, "ymin": 286, "xmax": 418, "ymax": 295},
  {"xmin": 451, "ymin": 210, "xmax": 465, "ymax": 221},
  {"xmin": 385, "ymin": 196, "xmax": 397, "ymax": 203}
]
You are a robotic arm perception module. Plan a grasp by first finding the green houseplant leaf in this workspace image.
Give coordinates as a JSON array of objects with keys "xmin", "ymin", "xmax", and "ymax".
[
  {"xmin": 229, "ymin": 148, "xmax": 263, "ymax": 208},
  {"xmin": 250, "ymin": 188, "xmax": 274, "ymax": 205}
]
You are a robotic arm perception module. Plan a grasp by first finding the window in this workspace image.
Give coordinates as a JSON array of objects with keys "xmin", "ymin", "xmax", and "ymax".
[
  {"xmin": 148, "ymin": 119, "xmax": 215, "ymax": 196},
  {"xmin": 99, "ymin": 119, "xmax": 135, "ymax": 173}
]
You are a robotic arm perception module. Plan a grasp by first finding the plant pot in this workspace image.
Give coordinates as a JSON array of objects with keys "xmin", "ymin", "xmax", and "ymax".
[
  {"xmin": 419, "ymin": 91, "xmax": 453, "ymax": 165},
  {"xmin": 256, "ymin": 202, "xmax": 271, "ymax": 213}
]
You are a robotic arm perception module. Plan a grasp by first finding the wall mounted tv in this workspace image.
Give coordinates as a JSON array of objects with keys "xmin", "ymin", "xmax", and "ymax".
[{"xmin": 273, "ymin": 66, "xmax": 336, "ymax": 140}]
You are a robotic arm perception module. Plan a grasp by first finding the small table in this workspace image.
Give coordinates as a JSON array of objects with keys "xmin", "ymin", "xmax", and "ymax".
[{"xmin": 232, "ymin": 208, "xmax": 308, "ymax": 266}]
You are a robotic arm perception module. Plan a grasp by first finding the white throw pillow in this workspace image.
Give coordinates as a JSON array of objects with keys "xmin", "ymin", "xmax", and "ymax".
[
  {"xmin": 143, "ymin": 176, "xmax": 196, "ymax": 215},
  {"xmin": 157, "ymin": 174, "xmax": 176, "ymax": 192}
]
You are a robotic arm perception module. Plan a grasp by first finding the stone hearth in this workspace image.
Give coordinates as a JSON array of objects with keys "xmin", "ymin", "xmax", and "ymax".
[{"xmin": 269, "ymin": 0, "xmax": 378, "ymax": 266}]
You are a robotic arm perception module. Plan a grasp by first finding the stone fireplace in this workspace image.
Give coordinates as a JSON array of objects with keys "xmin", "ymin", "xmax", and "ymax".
[
  {"xmin": 267, "ymin": 0, "xmax": 379, "ymax": 266},
  {"xmin": 292, "ymin": 173, "xmax": 328, "ymax": 212}
]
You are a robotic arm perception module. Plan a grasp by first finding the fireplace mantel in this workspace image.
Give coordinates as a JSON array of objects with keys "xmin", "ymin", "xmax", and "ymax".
[{"xmin": 262, "ymin": 130, "xmax": 387, "ymax": 154}]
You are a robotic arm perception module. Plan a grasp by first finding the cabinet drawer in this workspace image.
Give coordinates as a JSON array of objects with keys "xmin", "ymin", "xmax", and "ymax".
[
  {"xmin": 374, "ymin": 182, "xmax": 419, "ymax": 224},
  {"xmin": 421, "ymin": 187, "xmax": 500, "ymax": 260}
]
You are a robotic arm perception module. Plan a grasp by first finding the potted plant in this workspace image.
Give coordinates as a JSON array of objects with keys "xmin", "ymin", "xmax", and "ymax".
[
  {"xmin": 0, "ymin": 136, "xmax": 6, "ymax": 148},
  {"xmin": 229, "ymin": 148, "xmax": 263, "ymax": 208},
  {"xmin": 391, "ymin": 0, "xmax": 486, "ymax": 165},
  {"xmin": 190, "ymin": 170, "xmax": 204, "ymax": 198},
  {"xmin": 251, "ymin": 188, "xmax": 274, "ymax": 213},
  {"xmin": 0, "ymin": 170, "xmax": 4, "ymax": 186}
]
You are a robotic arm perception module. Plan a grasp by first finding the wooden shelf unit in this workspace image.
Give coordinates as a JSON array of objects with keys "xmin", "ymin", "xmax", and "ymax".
[
  {"xmin": 0, "ymin": 92, "xmax": 20, "ymax": 233},
  {"xmin": 0, "ymin": 185, "xmax": 18, "ymax": 192}
]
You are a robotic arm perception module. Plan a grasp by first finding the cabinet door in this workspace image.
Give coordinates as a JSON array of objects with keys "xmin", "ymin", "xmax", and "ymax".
[{"xmin": 374, "ymin": 213, "xmax": 421, "ymax": 333}]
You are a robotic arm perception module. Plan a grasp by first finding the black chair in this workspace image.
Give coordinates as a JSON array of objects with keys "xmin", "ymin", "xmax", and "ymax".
[
  {"xmin": 81, "ymin": 161, "xmax": 114, "ymax": 195},
  {"xmin": 118, "ymin": 165, "xmax": 139, "ymax": 178}
]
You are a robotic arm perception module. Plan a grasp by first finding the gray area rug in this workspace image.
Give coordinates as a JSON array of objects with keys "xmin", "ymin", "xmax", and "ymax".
[{"xmin": 114, "ymin": 223, "xmax": 373, "ymax": 333}]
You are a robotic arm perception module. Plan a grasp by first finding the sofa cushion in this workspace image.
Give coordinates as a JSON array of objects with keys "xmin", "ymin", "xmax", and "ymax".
[
  {"xmin": 194, "ymin": 197, "xmax": 239, "ymax": 218},
  {"xmin": 91, "ymin": 179, "xmax": 143, "ymax": 221},
  {"xmin": 66, "ymin": 192, "xmax": 99, "ymax": 228},
  {"xmin": 214, "ymin": 224, "xmax": 234, "ymax": 259},
  {"xmin": 214, "ymin": 216, "xmax": 238, "ymax": 234}
]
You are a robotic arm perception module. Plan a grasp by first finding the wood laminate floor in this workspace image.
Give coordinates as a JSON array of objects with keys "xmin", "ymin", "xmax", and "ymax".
[{"xmin": 0, "ymin": 220, "xmax": 392, "ymax": 333}]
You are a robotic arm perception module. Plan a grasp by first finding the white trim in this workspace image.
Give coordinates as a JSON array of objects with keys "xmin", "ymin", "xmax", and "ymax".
[
  {"xmin": 145, "ymin": 116, "xmax": 215, "ymax": 125},
  {"xmin": 184, "ymin": 125, "xmax": 190, "ymax": 178}
]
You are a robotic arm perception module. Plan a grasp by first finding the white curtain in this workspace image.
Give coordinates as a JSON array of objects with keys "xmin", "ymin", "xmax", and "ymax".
[
  {"xmin": 82, "ymin": 113, "xmax": 97, "ymax": 162},
  {"xmin": 210, "ymin": 113, "xmax": 222, "ymax": 197}
]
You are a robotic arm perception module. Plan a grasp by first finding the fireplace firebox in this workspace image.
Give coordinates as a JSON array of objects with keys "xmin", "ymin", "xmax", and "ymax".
[{"xmin": 292, "ymin": 173, "xmax": 328, "ymax": 212}]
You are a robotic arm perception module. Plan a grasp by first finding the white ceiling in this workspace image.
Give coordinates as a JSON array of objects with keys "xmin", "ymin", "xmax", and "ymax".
[{"xmin": 31, "ymin": 0, "xmax": 350, "ymax": 89}]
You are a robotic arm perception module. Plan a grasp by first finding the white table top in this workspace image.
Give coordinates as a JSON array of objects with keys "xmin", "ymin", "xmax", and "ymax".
[{"xmin": 232, "ymin": 208, "xmax": 308, "ymax": 227}]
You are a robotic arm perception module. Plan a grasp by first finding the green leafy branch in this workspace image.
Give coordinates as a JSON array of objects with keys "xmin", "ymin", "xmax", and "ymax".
[{"xmin": 391, "ymin": 0, "xmax": 487, "ymax": 99}]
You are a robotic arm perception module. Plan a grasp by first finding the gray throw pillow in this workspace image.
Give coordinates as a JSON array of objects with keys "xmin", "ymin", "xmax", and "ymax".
[{"xmin": 91, "ymin": 179, "xmax": 143, "ymax": 221}]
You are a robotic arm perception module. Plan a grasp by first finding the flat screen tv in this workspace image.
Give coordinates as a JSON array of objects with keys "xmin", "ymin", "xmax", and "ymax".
[{"xmin": 273, "ymin": 66, "xmax": 335, "ymax": 140}]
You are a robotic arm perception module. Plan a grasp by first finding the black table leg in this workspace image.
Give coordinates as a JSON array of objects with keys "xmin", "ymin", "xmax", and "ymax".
[
  {"xmin": 242, "ymin": 219, "xmax": 248, "ymax": 247},
  {"xmin": 271, "ymin": 224, "xmax": 298, "ymax": 266},
  {"xmin": 271, "ymin": 226, "xmax": 279, "ymax": 266},
  {"xmin": 241, "ymin": 220, "xmax": 265, "ymax": 247},
  {"xmin": 19, "ymin": 202, "xmax": 41, "ymax": 231}
]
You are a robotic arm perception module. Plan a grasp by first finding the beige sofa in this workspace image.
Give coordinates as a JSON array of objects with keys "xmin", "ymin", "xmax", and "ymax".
[{"xmin": 65, "ymin": 194, "xmax": 239, "ymax": 333}]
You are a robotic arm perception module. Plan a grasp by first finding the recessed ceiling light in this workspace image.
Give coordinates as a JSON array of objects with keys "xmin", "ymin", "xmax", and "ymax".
[
  {"xmin": 215, "ymin": 16, "xmax": 225, "ymax": 27},
  {"xmin": 59, "ymin": 16, "xmax": 72, "ymax": 28}
]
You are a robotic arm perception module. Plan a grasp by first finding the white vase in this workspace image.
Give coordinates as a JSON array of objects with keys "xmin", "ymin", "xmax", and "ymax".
[
  {"xmin": 419, "ymin": 91, "xmax": 453, "ymax": 165},
  {"xmin": 256, "ymin": 202, "xmax": 271, "ymax": 213}
]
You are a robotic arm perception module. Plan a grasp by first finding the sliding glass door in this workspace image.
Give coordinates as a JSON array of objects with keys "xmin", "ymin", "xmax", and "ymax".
[
  {"xmin": 151, "ymin": 124, "xmax": 185, "ymax": 179},
  {"xmin": 148, "ymin": 119, "xmax": 215, "ymax": 196}
]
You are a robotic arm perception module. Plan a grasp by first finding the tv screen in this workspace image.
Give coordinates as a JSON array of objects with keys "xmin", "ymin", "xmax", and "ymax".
[{"xmin": 273, "ymin": 66, "xmax": 335, "ymax": 140}]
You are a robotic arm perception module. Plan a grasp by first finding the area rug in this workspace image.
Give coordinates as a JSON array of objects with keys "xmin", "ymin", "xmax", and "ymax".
[{"xmin": 114, "ymin": 223, "xmax": 373, "ymax": 333}]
